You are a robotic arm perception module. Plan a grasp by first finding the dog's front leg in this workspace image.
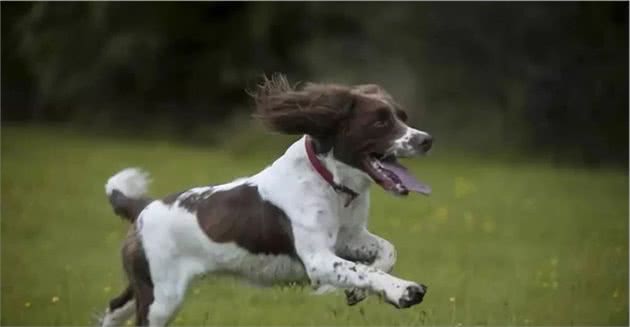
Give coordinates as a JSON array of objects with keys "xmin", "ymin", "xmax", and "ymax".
[
  {"xmin": 337, "ymin": 229, "xmax": 398, "ymax": 305},
  {"xmin": 304, "ymin": 251, "xmax": 424, "ymax": 308},
  {"xmin": 295, "ymin": 228, "xmax": 425, "ymax": 308}
]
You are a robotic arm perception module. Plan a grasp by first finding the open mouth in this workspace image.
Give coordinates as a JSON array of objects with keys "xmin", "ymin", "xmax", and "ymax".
[{"xmin": 362, "ymin": 153, "xmax": 431, "ymax": 196}]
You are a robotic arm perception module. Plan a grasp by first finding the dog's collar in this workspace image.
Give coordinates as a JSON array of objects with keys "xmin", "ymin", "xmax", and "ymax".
[{"xmin": 304, "ymin": 135, "xmax": 358, "ymax": 207}]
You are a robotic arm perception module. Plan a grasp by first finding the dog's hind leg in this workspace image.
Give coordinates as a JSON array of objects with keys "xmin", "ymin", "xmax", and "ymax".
[
  {"xmin": 100, "ymin": 285, "xmax": 135, "ymax": 327},
  {"xmin": 121, "ymin": 227, "xmax": 155, "ymax": 326},
  {"xmin": 133, "ymin": 280, "xmax": 154, "ymax": 326},
  {"xmin": 146, "ymin": 258, "xmax": 197, "ymax": 327}
]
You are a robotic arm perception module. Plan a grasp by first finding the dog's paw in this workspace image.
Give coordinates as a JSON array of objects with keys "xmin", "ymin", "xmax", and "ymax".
[
  {"xmin": 345, "ymin": 288, "xmax": 368, "ymax": 306},
  {"xmin": 383, "ymin": 283, "xmax": 427, "ymax": 309},
  {"xmin": 397, "ymin": 283, "xmax": 427, "ymax": 308}
]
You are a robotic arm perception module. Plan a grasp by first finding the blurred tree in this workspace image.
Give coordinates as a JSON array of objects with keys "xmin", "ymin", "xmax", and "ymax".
[{"xmin": 1, "ymin": 2, "xmax": 627, "ymax": 166}]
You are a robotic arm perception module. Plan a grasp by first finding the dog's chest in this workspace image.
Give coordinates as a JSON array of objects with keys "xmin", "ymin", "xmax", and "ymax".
[{"xmin": 337, "ymin": 192, "xmax": 370, "ymax": 229}]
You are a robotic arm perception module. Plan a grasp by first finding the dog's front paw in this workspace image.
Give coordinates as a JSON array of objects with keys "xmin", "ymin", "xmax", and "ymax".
[
  {"xmin": 384, "ymin": 282, "xmax": 427, "ymax": 309},
  {"xmin": 397, "ymin": 283, "xmax": 427, "ymax": 308}
]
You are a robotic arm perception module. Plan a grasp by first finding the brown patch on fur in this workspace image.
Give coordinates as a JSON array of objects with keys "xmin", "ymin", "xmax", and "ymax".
[{"xmin": 180, "ymin": 184, "xmax": 297, "ymax": 256}]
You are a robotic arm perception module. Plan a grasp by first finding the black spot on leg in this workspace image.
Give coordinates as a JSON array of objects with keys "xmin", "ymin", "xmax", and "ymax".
[
  {"xmin": 310, "ymin": 267, "xmax": 317, "ymax": 273},
  {"xmin": 337, "ymin": 274, "xmax": 341, "ymax": 281},
  {"xmin": 358, "ymin": 275, "xmax": 365, "ymax": 280},
  {"xmin": 349, "ymin": 266, "xmax": 357, "ymax": 272},
  {"xmin": 333, "ymin": 262, "xmax": 342, "ymax": 269}
]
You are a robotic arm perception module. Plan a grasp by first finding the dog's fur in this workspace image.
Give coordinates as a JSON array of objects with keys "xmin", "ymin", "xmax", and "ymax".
[{"xmin": 100, "ymin": 75, "xmax": 432, "ymax": 326}]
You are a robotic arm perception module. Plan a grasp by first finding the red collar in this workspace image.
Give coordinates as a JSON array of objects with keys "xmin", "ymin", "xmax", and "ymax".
[{"xmin": 304, "ymin": 136, "xmax": 358, "ymax": 207}]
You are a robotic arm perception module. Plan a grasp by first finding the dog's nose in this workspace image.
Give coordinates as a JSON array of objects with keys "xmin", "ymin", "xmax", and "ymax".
[
  {"xmin": 420, "ymin": 135, "xmax": 432, "ymax": 152},
  {"xmin": 412, "ymin": 134, "xmax": 433, "ymax": 153}
]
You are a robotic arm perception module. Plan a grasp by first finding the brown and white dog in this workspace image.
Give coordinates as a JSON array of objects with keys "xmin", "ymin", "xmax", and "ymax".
[{"xmin": 100, "ymin": 75, "xmax": 433, "ymax": 326}]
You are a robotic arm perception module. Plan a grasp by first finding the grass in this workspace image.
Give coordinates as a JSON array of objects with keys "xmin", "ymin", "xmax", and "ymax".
[{"xmin": 1, "ymin": 125, "xmax": 628, "ymax": 326}]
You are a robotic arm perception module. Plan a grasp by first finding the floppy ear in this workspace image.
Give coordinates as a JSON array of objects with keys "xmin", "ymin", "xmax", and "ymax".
[{"xmin": 252, "ymin": 74, "xmax": 354, "ymax": 139}]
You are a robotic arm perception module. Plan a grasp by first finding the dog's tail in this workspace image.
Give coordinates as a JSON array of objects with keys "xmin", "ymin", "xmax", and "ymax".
[{"xmin": 105, "ymin": 168, "xmax": 153, "ymax": 222}]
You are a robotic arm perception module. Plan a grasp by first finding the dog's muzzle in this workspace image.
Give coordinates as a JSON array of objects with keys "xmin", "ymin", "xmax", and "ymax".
[{"xmin": 390, "ymin": 128, "xmax": 433, "ymax": 157}]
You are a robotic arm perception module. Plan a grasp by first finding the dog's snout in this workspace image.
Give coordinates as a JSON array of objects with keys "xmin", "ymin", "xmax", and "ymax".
[
  {"xmin": 421, "ymin": 135, "xmax": 432, "ymax": 152},
  {"xmin": 412, "ymin": 133, "xmax": 433, "ymax": 153}
]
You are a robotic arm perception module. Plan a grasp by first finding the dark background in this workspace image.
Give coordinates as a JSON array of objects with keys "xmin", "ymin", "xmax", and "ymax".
[{"xmin": 2, "ymin": 2, "xmax": 628, "ymax": 166}]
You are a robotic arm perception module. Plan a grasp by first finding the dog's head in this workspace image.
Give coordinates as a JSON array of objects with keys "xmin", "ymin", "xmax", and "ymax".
[{"xmin": 253, "ymin": 74, "xmax": 432, "ymax": 196}]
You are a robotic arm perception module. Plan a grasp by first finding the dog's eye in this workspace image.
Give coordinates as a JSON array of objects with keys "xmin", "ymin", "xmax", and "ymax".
[
  {"xmin": 374, "ymin": 108, "xmax": 391, "ymax": 128},
  {"xmin": 373, "ymin": 118, "xmax": 389, "ymax": 128},
  {"xmin": 396, "ymin": 109, "xmax": 408, "ymax": 122}
]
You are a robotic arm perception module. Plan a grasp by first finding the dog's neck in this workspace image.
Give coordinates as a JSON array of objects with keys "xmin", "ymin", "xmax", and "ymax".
[
  {"xmin": 316, "ymin": 143, "xmax": 372, "ymax": 196},
  {"xmin": 258, "ymin": 136, "xmax": 372, "ymax": 205}
]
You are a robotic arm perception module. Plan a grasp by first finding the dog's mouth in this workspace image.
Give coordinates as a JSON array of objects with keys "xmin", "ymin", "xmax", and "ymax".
[{"xmin": 362, "ymin": 153, "xmax": 431, "ymax": 196}]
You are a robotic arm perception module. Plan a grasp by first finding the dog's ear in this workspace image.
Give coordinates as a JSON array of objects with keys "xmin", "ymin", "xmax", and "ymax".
[{"xmin": 252, "ymin": 74, "xmax": 354, "ymax": 139}]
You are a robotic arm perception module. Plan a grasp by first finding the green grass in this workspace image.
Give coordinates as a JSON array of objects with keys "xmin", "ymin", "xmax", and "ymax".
[{"xmin": 1, "ymin": 125, "xmax": 628, "ymax": 326}]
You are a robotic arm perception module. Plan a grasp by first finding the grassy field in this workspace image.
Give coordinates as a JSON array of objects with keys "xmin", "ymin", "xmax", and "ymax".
[{"xmin": 1, "ymin": 125, "xmax": 628, "ymax": 326}]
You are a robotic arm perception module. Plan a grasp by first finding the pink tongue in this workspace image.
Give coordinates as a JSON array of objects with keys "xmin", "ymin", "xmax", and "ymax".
[{"xmin": 380, "ymin": 161, "xmax": 431, "ymax": 195}]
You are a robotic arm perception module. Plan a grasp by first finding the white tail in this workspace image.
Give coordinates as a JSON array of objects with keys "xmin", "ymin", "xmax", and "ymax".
[{"xmin": 105, "ymin": 168, "xmax": 151, "ymax": 198}]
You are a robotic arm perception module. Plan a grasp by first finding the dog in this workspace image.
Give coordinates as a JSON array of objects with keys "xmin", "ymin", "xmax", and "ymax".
[{"xmin": 100, "ymin": 75, "xmax": 433, "ymax": 326}]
